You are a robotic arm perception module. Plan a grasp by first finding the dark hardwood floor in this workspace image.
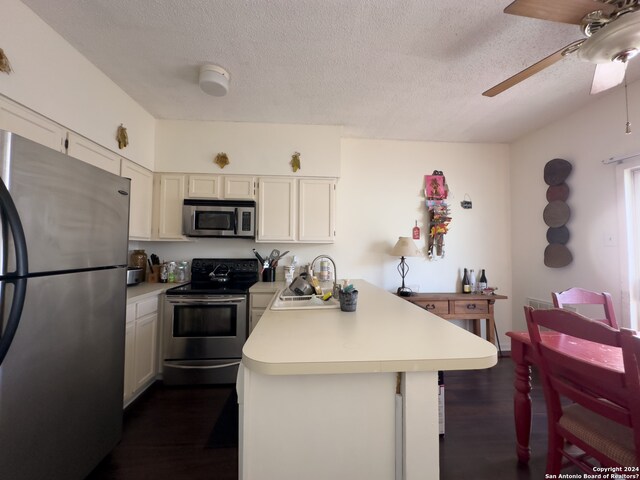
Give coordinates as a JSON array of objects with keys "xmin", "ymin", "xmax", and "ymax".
[{"xmin": 87, "ymin": 357, "xmax": 553, "ymax": 479}]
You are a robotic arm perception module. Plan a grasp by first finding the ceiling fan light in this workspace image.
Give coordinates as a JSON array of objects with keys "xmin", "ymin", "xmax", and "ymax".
[{"xmin": 199, "ymin": 64, "xmax": 230, "ymax": 96}]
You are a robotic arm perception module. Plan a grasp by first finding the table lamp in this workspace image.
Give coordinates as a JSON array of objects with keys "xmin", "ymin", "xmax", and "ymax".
[{"xmin": 391, "ymin": 236, "xmax": 420, "ymax": 297}]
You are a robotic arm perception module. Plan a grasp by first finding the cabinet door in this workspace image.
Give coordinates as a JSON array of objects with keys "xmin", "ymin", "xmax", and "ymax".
[
  {"xmin": 0, "ymin": 96, "xmax": 65, "ymax": 152},
  {"xmin": 67, "ymin": 132, "xmax": 121, "ymax": 175},
  {"xmin": 123, "ymin": 304, "xmax": 136, "ymax": 404},
  {"xmin": 224, "ymin": 176, "xmax": 256, "ymax": 200},
  {"xmin": 154, "ymin": 174, "xmax": 186, "ymax": 239},
  {"xmin": 257, "ymin": 178, "xmax": 296, "ymax": 242},
  {"xmin": 134, "ymin": 313, "xmax": 157, "ymax": 391},
  {"xmin": 187, "ymin": 174, "xmax": 221, "ymax": 199},
  {"xmin": 121, "ymin": 159, "xmax": 153, "ymax": 240},
  {"xmin": 298, "ymin": 178, "xmax": 336, "ymax": 243}
]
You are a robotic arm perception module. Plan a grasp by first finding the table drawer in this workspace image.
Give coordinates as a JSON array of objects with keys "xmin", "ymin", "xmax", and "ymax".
[
  {"xmin": 452, "ymin": 300, "xmax": 489, "ymax": 315},
  {"xmin": 412, "ymin": 300, "xmax": 449, "ymax": 315}
]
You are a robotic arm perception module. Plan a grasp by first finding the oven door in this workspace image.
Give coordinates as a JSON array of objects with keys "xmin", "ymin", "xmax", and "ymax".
[{"xmin": 163, "ymin": 295, "xmax": 248, "ymax": 361}]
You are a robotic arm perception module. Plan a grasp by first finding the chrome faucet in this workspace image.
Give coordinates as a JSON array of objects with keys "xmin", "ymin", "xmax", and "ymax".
[{"xmin": 310, "ymin": 255, "xmax": 338, "ymax": 294}]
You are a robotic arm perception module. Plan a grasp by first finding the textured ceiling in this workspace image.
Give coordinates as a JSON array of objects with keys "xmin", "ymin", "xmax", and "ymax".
[{"xmin": 18, "ymin": 0, "xmax": 640, "ymax": 143}]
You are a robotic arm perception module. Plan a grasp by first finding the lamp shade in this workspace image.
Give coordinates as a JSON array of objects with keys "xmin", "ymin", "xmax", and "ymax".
[
  {"xmin": 199, "ymin": 64, "xmax": 230, "ymax": 96},
  {"xmin": 391, "ymin": 237, "xmax": 420, "ymax": 257}
]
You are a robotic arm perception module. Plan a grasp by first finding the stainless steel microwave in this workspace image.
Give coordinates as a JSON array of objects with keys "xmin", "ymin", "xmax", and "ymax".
[{"xmin": 183, "ymin": 199, "xmax": 256, "ymax": 238}]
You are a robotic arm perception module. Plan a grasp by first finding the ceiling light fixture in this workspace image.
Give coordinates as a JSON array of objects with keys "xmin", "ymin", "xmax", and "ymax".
[{"xmin": 199, "ymin": 64, "xmax": 230, "ymax": 97}]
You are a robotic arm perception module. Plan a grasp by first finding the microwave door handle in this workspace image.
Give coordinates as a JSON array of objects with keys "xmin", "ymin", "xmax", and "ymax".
[
  {"xmin": 0, "ymin": 178, "xmax": 29, "ymax": 365},
  {"xmin": 234, "ymin": 208, "xmax": 238, "ymax": 235}
]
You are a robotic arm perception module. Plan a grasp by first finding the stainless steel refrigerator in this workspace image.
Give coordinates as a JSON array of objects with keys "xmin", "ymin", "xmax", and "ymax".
[{"xmin": 0, "ymin": 130, "xmax": 130, "ymax": 479}]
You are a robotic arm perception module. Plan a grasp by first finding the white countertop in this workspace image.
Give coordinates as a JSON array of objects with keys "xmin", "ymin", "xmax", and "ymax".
[
  {"xmin": 242, "ymin": 280, "xmax": 497, "ymax": 376},
  {"xmin": 126, "ymin": 282, "xmax": 178, "ymax": 302},
  {"xmin": 249, "ymin": 281, "xmax": 285, "ymax": 294}
]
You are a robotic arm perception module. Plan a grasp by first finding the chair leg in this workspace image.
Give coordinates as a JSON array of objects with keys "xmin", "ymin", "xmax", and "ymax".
[{"xmin": 546, "ymin": 433, "xmax": 563, "ymax": 474}]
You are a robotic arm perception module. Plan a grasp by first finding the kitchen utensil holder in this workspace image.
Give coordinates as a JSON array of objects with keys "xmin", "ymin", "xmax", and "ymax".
[
  {"xmin": 339, "ymin": 289, "xmax": 358, "ymax": 312},
  {"xmin": 262, "ymin": 267, "xmax": 275, "ymax": 282}
]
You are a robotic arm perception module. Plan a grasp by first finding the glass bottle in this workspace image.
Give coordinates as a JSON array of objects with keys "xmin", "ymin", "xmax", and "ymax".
[
  {"xmin": 478, "ymin": 269, "xmax": 488, "ymax": 292},
  {"xmin": 130, "ymin": 249, "xmax": 147, "ymax": 281},
  {"xmin": 462, "ymin": 268, "xmax": 471, "ymax": 294},
  {"xmin": 469, "ymin": 269, "xmax": 476, "ymax": 293}
]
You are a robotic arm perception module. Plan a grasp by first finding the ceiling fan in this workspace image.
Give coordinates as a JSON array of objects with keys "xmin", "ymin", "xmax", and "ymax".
[{"xmin": 483, "ymin": 0, "xmax": 640, "ymax": 97}]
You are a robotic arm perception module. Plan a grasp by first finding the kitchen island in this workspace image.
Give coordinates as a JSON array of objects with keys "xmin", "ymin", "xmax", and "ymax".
[{"xmin": 239, "ymin": 280, "xmax": 497, "ymax": 480}]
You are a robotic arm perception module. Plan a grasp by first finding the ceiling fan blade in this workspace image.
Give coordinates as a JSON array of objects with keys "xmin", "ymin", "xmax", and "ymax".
[
  {"xmin": 483, "ymin": 46, "xmax": 568, "ymax": 97},
  {"xmin": 590, "ymin": 61, "xmax": 628, "ymax": 94},
  {"xmin": 504, "ymin": 0, "xmax": 616, "ymax": 25}
]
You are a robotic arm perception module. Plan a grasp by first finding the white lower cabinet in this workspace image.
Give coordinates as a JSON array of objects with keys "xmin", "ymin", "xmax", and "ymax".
[
  {"xmin": 249, "ymin": 291, "xmax": 276, "ymax": 334},
  {"xmin": 124, "ymin": 295, "xmax": 159, "ymax": 407}
]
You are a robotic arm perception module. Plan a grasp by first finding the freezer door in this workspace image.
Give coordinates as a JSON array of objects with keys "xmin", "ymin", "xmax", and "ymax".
[
  {"xmin": 0, "ymin": 268, "xmax": 126, "ymax": 480},
  {"xmin": 0, "ymin": 130, "xmax": 130, "ymax": 275}
]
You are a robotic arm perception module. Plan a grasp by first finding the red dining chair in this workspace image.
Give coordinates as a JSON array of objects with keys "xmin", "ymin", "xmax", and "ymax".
[
  {"xmin": 551, "ymin": 287, "xmax": 618, "ymax": 329},
  {"xmin": 524, "ymin": 306, "xmax": 638, "ymax": 474},
  {"xmin": 621, "ymin": 329, "xmax": 640, "ymax": 462}
]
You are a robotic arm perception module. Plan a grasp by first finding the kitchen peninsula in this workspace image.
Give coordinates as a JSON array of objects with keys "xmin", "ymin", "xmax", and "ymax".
[{"xmin": 239, "ymin": 280, "xmax": 497, "ymax": 480}]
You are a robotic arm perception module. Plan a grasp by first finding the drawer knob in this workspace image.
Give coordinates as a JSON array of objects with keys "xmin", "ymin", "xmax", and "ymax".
[
  {"xmin": 425, "ymin": 304, "xmax": 436, "ymax": 310},
  {"xmin": 466, "ymin": 303, "xmax": 477, "ymax": 310}
]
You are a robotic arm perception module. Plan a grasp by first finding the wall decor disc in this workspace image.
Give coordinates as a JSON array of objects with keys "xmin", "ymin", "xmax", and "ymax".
[
  {"xmin": 546, "ymin": 226, "xmax": 570, "ymax": 244},
  {"xmin": 546, "ymin": 183, "xmax": 570, "ymax": 202},
  {"xmin": 543, "ymin": 200, "xmax": 570, "ymax": 227},
  {"xmin": 544, "ymin": 243, "xmax": 573, "ymax": 268},
  {"xmin": 544, "ymin": 158, "xmax": 572, "ymax": 186}
]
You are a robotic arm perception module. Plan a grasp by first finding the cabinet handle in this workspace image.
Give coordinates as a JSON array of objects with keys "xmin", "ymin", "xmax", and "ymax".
[
  {"xmin": 424, "ymin": 304, "xmax": 436, "ymax": 310},
  {"xmin": 466, "ymin": 304, "xmax": 477, "ymax": 310}
]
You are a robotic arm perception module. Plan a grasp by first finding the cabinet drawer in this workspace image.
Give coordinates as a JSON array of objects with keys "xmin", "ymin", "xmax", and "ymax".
[
  {"xmin": 412, "ymin": 300, "xmax": 449, "ymax": 315},
  {"xmin": 452, "ymin": 300, "xmax": 489, "ymax": 315},
  {"xmin": 251, "ymin": 293, "xmax": 275, "ymax": 309},
  {"xmin": 136, "ymin": 297, "xmax": 159, "ymax": 317}
]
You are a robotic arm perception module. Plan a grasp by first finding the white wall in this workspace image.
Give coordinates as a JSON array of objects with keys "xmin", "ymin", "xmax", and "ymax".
[
  {"xmin": 0, "ymin": 0, "xmax": 156, "ymax": 169},
  {"xmin": 510, "ymin": 79, "xmax": 640, "ymax": 331},
  {"xmin": 155, "ymin": 120, "xmax": 341, "ymax": 176},
  {"xmin": 143, "ymin": 136, "xmax": 513, "ymax": 344}
]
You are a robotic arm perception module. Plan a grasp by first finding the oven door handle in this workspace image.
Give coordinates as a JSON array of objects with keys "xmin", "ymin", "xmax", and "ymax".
[
  {"xmin": 166, "ymin": 296, "xmax": 246, "ymax": 305},
  {"xmin": 164, "ymin": 360, "xmax": 241, "ymax": 370}
]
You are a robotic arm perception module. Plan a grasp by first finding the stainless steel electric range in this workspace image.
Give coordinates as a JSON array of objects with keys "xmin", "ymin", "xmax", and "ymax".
[{"xmin": 162, "ymin": 258, "xmax": 259, "ymax": 385}]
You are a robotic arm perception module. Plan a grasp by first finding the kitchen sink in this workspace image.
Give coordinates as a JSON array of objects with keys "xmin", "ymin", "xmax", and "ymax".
[{"xmin": 269, "ymin": 288, "xmax": 340, "ymax": 310}]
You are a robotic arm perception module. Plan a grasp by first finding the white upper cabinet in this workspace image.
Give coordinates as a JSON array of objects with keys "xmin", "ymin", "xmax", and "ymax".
[
  {"xmin": 257, "ymin": 177, "xmax": 336, "ymax": 243},
  {"xmin": 223, "ymin": 175, "xmax": 256, "ymax": 200},
  {"xmin": 67, "ymin": 132, "xmax": 121, "ymax": 175},
  {"xmin": 121, "ymin": 159, "xmax": 153, "ymax": 240},
  {"xmin": 153, "ymin": 173, "xmax": 186, "ymax": 239},
  {"xmin": 187, "ymin": 174, "xmax": 221, "ymax": 199},
  {"xmin": 0, "ymin": 96, "xmax": 65, "ymax": 152},
  {"xmin": 257, "ymin": 177, "xmax": 297, "ymax": 242},
  {"xmin": 186, "ymin": 174, "xmax": 255, "ymax": 200},
  {"xmin": 298, "ymin": 178, "xmax": 336, "ymax": 243}
]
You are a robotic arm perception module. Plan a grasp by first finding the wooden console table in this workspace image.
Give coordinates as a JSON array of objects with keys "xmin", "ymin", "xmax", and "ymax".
[{"xmin": 402, "ymin": 293, "xmax": 508, "ymax": 346}]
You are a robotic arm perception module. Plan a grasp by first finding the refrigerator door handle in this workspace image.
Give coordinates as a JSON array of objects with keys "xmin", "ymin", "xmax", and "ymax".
[{"xmin": 0, "ymin": 177, "xmax": 29, "ymax": 365}]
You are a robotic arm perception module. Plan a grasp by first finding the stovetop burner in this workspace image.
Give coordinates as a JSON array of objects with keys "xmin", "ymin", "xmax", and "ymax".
[{"xmin": 165, "ymin": 258, "xmax": 259, "ymax": 296}]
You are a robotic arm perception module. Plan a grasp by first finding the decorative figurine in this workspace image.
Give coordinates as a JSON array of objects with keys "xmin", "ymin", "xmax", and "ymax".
[
  {"xmin": 214, "ymin": 152, "xmax": 230, "ymax": 168},
  {"xmin": 290, "ymin": 152, "xmax": 301, "ymax": 172},
  {"xmin": 0, "ymin": 48, "xmax": 12, "ymax": 74},
  {"xmin": 116, "ymin": 124, "xmax": 129, "ymax": 149}
]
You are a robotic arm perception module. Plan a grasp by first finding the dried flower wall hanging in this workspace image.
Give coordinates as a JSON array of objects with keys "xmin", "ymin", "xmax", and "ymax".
[{"xmin": 425, "ymin": 170, "xmax": 451, "ymax": 259}]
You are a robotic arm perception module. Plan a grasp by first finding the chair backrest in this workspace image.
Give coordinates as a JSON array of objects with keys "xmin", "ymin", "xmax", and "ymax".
[
  {"xmin": 551, "ymin": 287, "xmax": 618, "ymax": 329},
  {"xmin": 524, "ymin": 306, "xmax": 629, "ymax": 426}
]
